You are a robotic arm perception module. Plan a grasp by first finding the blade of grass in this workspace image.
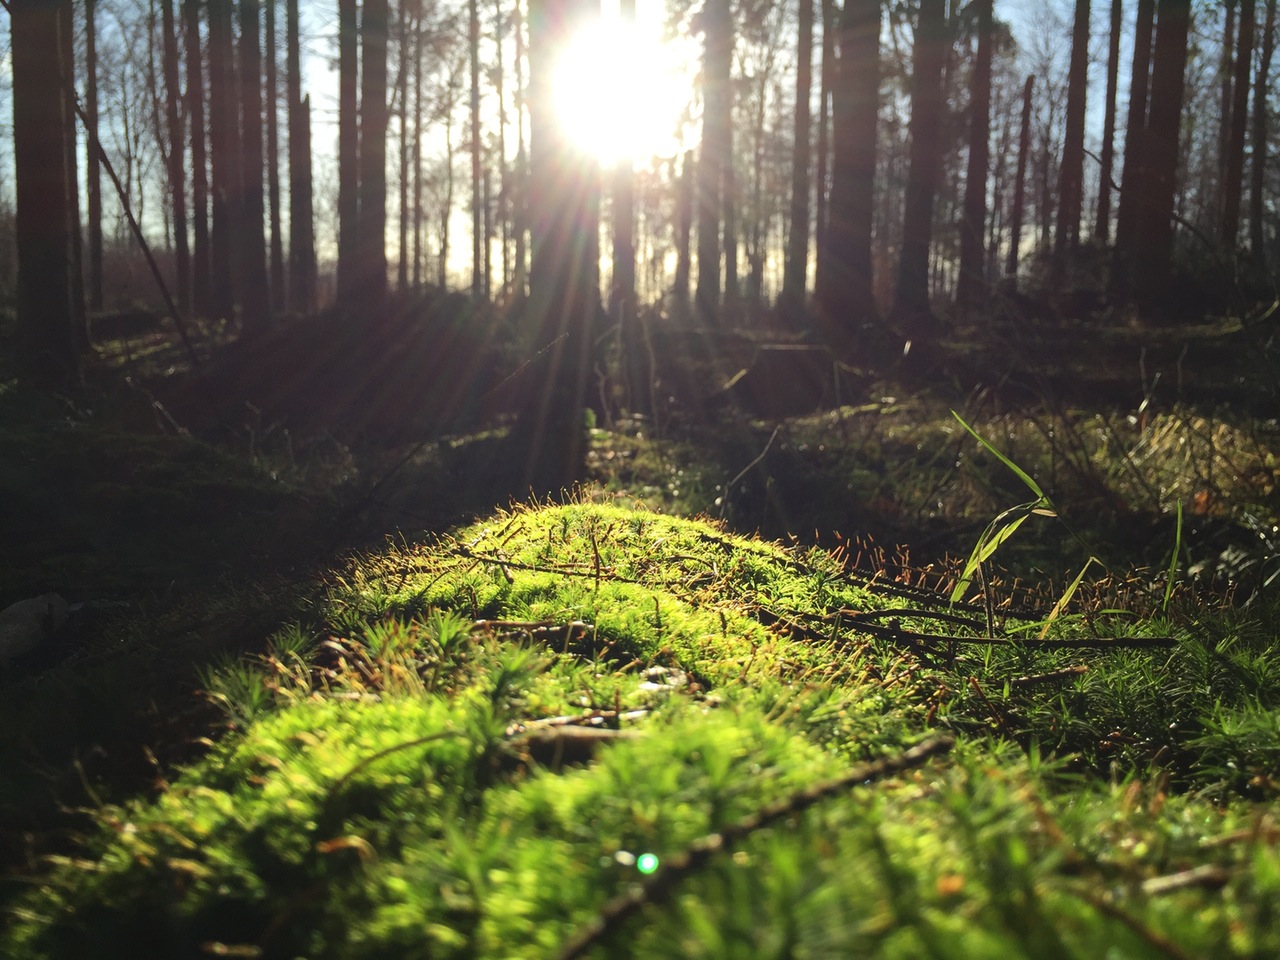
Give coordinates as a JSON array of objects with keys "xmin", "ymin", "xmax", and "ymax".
[{"xmin": 1038, "ymin": 556, "xmax": 1100, "ymax": 639}]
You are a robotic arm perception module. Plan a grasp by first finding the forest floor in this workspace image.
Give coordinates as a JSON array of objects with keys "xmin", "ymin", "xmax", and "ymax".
[{"xmin": 3, "ymin": 295, "xmax": 1280, "ymax": 956}]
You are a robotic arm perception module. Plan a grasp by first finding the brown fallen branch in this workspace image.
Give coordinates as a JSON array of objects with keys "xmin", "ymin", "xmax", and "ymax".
[
  {"xmin": 1008, "ymin": 665, "xmax": 1090, "ymax": 688},
  {"xmin": 1140, "ymin": 864, "xmax": 1231, "ymax": 896},
  {"xmin": 850, "ymin": 622, "xmax": 1178, "ymax": 650},
  {"xmin": 506, "ymin": 726, "xmax": 640, "ymax": 771},
  {"xmin": 557, "ymin": 735, "xmax": 955, "ymax": 960}
]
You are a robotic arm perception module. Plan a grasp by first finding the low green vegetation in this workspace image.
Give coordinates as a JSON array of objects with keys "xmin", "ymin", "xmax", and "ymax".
[{"xmin": 6, "ymin": 500, "xmax": 1280, "ymax": 958}]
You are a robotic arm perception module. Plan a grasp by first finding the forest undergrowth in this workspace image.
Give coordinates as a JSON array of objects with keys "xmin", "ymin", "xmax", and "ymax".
[{"xmin": 5, "ymin": 315, "xmax": 1280, "ymax": 957}]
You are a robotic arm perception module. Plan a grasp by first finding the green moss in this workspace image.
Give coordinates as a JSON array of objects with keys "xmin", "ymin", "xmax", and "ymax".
[{"xmin": 8, "ymin": 500, "xmax": 1280, "ymax": 958}]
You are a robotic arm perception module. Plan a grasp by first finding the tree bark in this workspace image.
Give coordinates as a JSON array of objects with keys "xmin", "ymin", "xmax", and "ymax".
[
  {"xmin": 1095, "ymin": 0, "xmax": 1121, "ymax": 243},
  {"xmin": 337, "ymin": 0, "xmax": 360, "ymax": 305},
  {"xmin": 1132, "ymin": 0, "xmax": 1190, "ymax": 314},
  {"xmin": 813, "ymin": 0, "xmax": 836, "ymax": 292},
  {"xmin": 1055, "ymin": 0, "xmax": 1091, "ymax": 253},
  {"xmin": 470, "ymin": 0, "xmax": 483, "ymax": 300},
  {"xmin": 695, "ymin": 0, "xmax": 732, "ymax": 323},
  {"xmin": 1251, "ymin": 0, "xmax": 1278, "ymax": 266},
  {"xmin": 815, "ymin": 0, "xmax": 879, "ymax": 353},
  {"xmin": 184, "ymin": 0, "xmax": 211, "ymax": 319},
  {"xmin": 1223, "ymin": 0, "xmax": 1255, "ymax": 251},
  {"xmin": 1220, "ymin": 1, "xmax": 1237, "ymax": 222},
  {"xmin": 956, "ymin": 0, "xmax": 993, "ymax": 311},
  {"xmin": 892, "ymin": 0, "xmax": 948, "ymax": 342},
  {"xmin": 674, "ymin": 149, "xmax": 694, "ymax": 306},
  {"xmin": 161, "ymin": 0, "xmax": 191, "ymax": 318},
  {"xmin": 86, "ymin": 0, "xmax": 104, "ymax": 312},
  {"xmin": 1006, "ymin": 75, "xmax": 1034, "ymax": 279},
  {"xmin": 1114, "ymin": 0, "xmax": 1156, "ymax": 263},
  {"xmin": 781, "ymin": 0, "xmax": 814, "ymax": 315},
  {"xmin": 12, "ymin": 0, "xmax": 79, "ymax": 385},
  {"xmin": 265, "ymin": 0, "xmax": 285, "ymax": 311},
  {"xmin": 207, "ymin": 0, "xmax": 239, "ymax": 324},
  {"xmin": 397, "ymin": 0, "xmax": 412, "ymax": 291},
  {"xmin": 286, "ymin": 0, "xmax": 315, "ymax": 313},
  {"xmin": 359, "ymin": 0, "xmax": 390, "ymax": 303},
  {"xmin": 524, "ymin": 0, "xmax": 601, "ymax": 492},
  {"xmin": 239, "ymin": 0, "xmax": 272, "ymax": 332}
]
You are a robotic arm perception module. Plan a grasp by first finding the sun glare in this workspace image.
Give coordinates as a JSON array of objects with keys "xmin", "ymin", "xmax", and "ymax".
[{"xmin": 552, "ymin": 15, "xmax": 693, "ymax": 167}]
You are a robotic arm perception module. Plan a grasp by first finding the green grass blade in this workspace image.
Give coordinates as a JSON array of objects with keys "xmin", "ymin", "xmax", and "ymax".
[
  {"xmin": 1162, "ymin": 500, "xmax": 1183, "ymax": 615},
  {"xmin": 1038, "ymin": 556, "xmax": 1100, "ymax": 639},
  {"xmin": 952, "ymin": 410, "xmax": 1051, "ymax": 505}
]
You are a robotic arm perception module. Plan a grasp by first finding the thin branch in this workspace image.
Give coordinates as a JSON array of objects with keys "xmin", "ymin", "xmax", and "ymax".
[{"xmin": 557, "ymin": 735, "xmax": 956, "ymax": 960}]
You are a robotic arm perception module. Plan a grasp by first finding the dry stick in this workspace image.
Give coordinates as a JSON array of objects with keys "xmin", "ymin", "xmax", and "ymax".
[
  {"xmin": 853, "ymin": 623, "xmax": 1178, "ymax": 649},
  {"xmin": 68, "ymin": 94, "xmax": 202, "ymax": 369},
  {"xmin": 719, "ymin": 425, "xmax": 782, "ymax": 519},
  {"xmin": 557, "ymin": 735, "xmax": 955, "ymax": 960}
]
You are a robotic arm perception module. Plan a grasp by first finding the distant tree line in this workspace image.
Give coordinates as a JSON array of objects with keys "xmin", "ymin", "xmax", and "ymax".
[{"xmin": 5, "ymin": 0, "xmax": 1279, "ymax": 386}]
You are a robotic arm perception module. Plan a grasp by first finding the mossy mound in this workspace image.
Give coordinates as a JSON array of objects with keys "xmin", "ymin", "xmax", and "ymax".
[{"xmin": 6, "ymin": 502, "xmax": 1280, "ymax": 958}]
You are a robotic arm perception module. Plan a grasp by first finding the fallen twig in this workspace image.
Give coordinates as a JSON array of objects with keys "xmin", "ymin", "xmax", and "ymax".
[{"xmin": 557, "ymin": 735, "xmax": 955, "ymax": 960}]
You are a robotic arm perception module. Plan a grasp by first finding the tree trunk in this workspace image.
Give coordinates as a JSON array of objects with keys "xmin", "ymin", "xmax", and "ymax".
[
  {"xmin": 470, "ymin": 0, "xmax": 483, "ymax": 300},
  {"xmin": 695, "ymin": 0, "xmax": 731, "ymax": 323},
  {"xmin": 1219, "ymin": 1, "xmax": 1237, "ymax": 222},
  {"xmin": 1132, "ymin": 0, "xmax": 1190, "ymax": 314},
  {"xmin": 265, "ymin": 0, "xmax": 285, "ymax": 312},
  {"xmin": 512, "ymin": 0, "xmax": 528, "ymax": 299},
  {"xmin": 1252, "ymin": 0, "xmax": 1278, "ymax": 266},
  {"xmin": 1095, "ymin": 0, "xmax": 1121, "ymax": 243},
  {"xmin": 85, "ymin": 0, "xmax": 104, "ymax": 312},
  {"xmin": 781, "ymin": 0, "xmax": 813, "ymax": 315},
  {"xmin": 524, "ymin": 0, "xmax": 601, "ymax": 492},
  {"xmin": 59, "ymin": 0, "xmax": 85, "ymax": 345},
  {"xmin": 161, "ymin": 0, "xmax": 191, "ymax": 319},
  {"xmin": 239, "ymin": 0, "xmax": 272, "ymax": 332},
  {"xmin": 956, "ymin": 0, "xmax": 993, "ymax": 311},
  {"xmin": 813, "ymin": 0, "xmax": 836, "ymax": 292},
  {"xmin": 337, "ymin": 0, "xmax": 360, "ymax": 305},
  {"xmin": 397, "ymin": 0, "xmax": 411, "ymax": 291},
  {"xmin": 815, "ymin": 0, "xmax": 879, "ymax": 353},
  {"xmin": 286, "ymin": 0, "xmax": 315, "ymax": 314},
  {"xmin": 1055, "ymin": 0, "xmax": 1091, "ymax": 253},
  {"xmin": 12, "ymin": 0, "xmax": 79, "ymax": 384},
  {"xmin": 674, "ymin": 149, "xmax": 694, "ymax": 306},
  {"xmin": 207, "ymin": 0, "xmax": 239, "ymax": 324},
  {"xmin": 1223, "ymin": 0, "xmax": 1255, "ymax": 251},
  {"xmin": 184, "ymin": 0, "xmax": 211, "ymax": 319},
  {"xmin": 413, "ymin": 3, "xmax": 424, "ymax": 288},
  {"xmin": 1114, "ymin": 0, "xmax": 1156, "ymax": 264},
  {"xmin": 359, "ymin": 0, "xmax": 390, "ymax": 303},
  {"xmin": 1006, "ymin": 75, "xmax": 1034, "ymax": 279},
  {"xmin": 891, "ymin": 0, "xmax": 948, "ymax": 343}
]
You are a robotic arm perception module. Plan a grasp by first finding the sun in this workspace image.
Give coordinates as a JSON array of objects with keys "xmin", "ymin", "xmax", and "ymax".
[{"xmin": 552, "ymin": 13, "xmax": 693, "ymax": 167}]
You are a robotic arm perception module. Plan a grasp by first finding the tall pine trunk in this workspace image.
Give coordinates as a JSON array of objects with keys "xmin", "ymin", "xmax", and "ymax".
[
  {"xmin": 815, "ymin": 0, "xmax": 879, "ymax": 353},
  {"xmin": 1223, "ymin": 0, "xmax": 1255, "ymax": 251},
  {"xmin": 674, "ymin": 149, "xmax": 694, "ymax": 306},
  {"xmin": 337, "ymin": 0, "xmax": 360, "ymax": 305},
  {"xmin": 397, "ymin": 0, "xmax": 411, "ymax": 291},
  {"xmin": 1055, "ymin": 0, "xmax": 1091, "ymax": 253},
  {"xmin": 813, "ymin": 0, "xmax": 836, "ymax": 290},
  {"xmin": 470, "ymin": 0, "xmax": 483, "ymax": 299},
  {"xmin": 524, "ymin": 0, "xmax": 600, "ymax": 492},
  {"xmin": 892, "ymin": 0, "xmax": 948, "ymax": 343},
  {"xmin": 12, "ymin": 0, "xmax": 79, "ymax": 384},
  {"xmin": 207, "ymin": 0, "xmax": 239, "ymax": 324},
  {"xmin": 265, "ymin": 0, "xmax": 284, "ymax": 311},
  {"xmin": 956, "ymin": 0, "xmax": 993, "ymax": 311},
  {"xmin": 1006, "ymin": 75, "xmax": 1034, "ymax": 278},
  {"xmin": 1095, "ymin": 0, "xmax": 1121, "ymax": 243},
  {"xmin": 286, "ymin": 0, "xmax": 314, "ymax": 313},
  {"xmin": 161, "ymin": 0, "xmax": 191, "ymax": 318},
  {"xmin": 85, "ymin": 0, "xmax": 104, "ymax": 312},
  {"xmin": 1114, "ymin": 0, "xmax": 1156, "ymax": 266},
  {"xmin": 781, "ymin": 0, "xmax": 813, "ymax": 315},
  {"xmin": 695, "ymin": 0, "xmax": 731, "ymax": 323},
  {"xmin": 184, "ymin": 0, "xmax": 211, "ymax": 319},
  {"xmin": 1251, "ymin": 0, "xmax": 1278, "ymax": 266},
  {"xmin": 359, "ymin": 0, "xmax": 390, "ymax": 302},
  {"xmin": 239, "ymin": 0, "xmax": 272, "ymax": 331},
  {"xmin": 1132, "ymin": 0, "xmax": 1190, "ymax": 314}
]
